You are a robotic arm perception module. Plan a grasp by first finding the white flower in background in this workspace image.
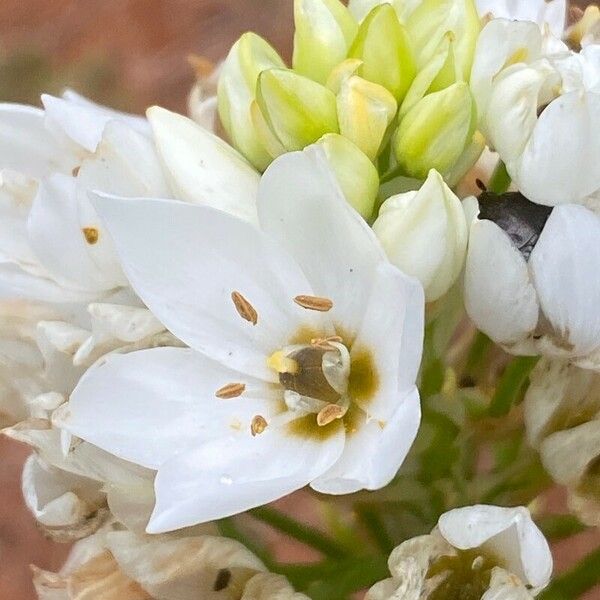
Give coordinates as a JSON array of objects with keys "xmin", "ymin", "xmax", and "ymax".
[
  {"xmin": 464, "ymin": 193, "xmax": 600, "ymax": 369},
  {"xmin": 366, "ymin": 504, "xmax": 553, "ymax": 599},
  {"xmin": 472, "ymin": 19, "xmax": 600, "ymax": 207},
  {"xmin": 525, "ymin": 359, "xmax": 600, "ymax": 527},
  {"xmin": 475, "ymin": 0, "xmax": 566, "ymax": 39},
  {"xmin": 32, "ymin": 523, "xmax": 308, "ymax": 600},
  {"xmin": 55, "ymin": 146, "xmax": 424, "ymax": 532},
  {"xmin": 373, "ymin": 169, "xmax": 468, "ymax": 303}
]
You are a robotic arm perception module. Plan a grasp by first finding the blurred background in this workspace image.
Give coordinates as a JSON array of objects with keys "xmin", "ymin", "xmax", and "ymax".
[{"xmin": 0, "ymin": 1, "xmax": 598, "ymax": 599}]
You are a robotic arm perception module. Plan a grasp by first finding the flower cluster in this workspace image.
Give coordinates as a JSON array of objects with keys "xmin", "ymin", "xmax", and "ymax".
[{"xmin": 0, "ymin": 0, "xmax": 599, "ymax": 598}]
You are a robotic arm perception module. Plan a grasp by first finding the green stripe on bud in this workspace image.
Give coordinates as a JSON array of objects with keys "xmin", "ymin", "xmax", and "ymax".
[
  {"xmin": 348, "ymin": 4, "xmax": 416, "ymax": 101},
  {"xmin": 394, "ymin": 81, "xmax": 476, "ymax": 179},
  {"xmin": 257, "ymin": 69, "xmax": 339, "ymax": 152},
  {"xmin": 293, "ymin": 0, "xmax": 358, "ymax": 84},
  {"xmin": 316, "ymin": 134, "xmax": 379, "ymax": 219},
  {"xmin": 337, "ymin": 76, "xmax": 397, "ymax": 161},
  {"xmin": 218, "ymin": 33, "xmax": 285, "ymax": 171}
]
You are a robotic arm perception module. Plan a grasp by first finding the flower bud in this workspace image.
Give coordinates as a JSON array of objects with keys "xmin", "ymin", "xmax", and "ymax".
[
  {"xmin": 217, "ymin": 33, "xmax": 285, "ymax": 171},
  {"xmin": 566, "ymin": 6, "xmax": 600, "ymax": 48},
  {"xmin": 256, "ymin": 69, "xmax": 339, "ymax": 151},
  {"xmin": 316, "ymin": 133, "xmax": 379, "ymax": 219},
  {"xmin": 347, "ymin": 0, "xmax": 414, "ymax": 23},
  {"xmin": 406, "ymin": 0, "xmax": 480, "ymax": 77},
  {"xmin": 348, "ymin": 4, "xmax": 416, "ymax": 101},
  {"xmin": 372, "ymin": 169, "xmax": 468, "ymax": 301},
  {"xmin": 394, "ymin": 82, "xmax": 476, "ymax": 179},
  {"xmin": 293, "ymin": 0, "xmax": 358, "ymax": 84},
  {"xmin": 337, "ymin": 75, "xmax": 397, "ymax": 161},
  {"xmin": 326, "ymin": 58, "xmax": 363, "ymax": 94}
]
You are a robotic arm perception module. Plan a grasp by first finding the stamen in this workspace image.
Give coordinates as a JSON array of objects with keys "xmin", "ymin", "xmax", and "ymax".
[
  {"xmin": 231, "ymin": 291, "xmax": 258, "ymax": 325},
  {"xmin": 267, "ymin": 351, "xmax": 299, "ymax": 374},
  {"xmin": 311, "ymin": 335, "xmax": 343, "ymax": 350},
  {"xmin": 82, "ymin": 227, "xmax": 99, "ymax": 245},
  {"xmin": 317, "ymin": 403, "xmax": 347, "ymax": 426},
  {"xmin": 251, "ymin": 415, "xmax": 268, "ymax": 436},
  {"xmin": 294, "ymin": 295, "xmax": 333, "ymax": 312},
  {"xmin": 215, "ymin": 383, "xmax": 246, "ymax": 399}
]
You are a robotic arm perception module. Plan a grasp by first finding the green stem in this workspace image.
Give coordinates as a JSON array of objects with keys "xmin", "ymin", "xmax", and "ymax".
[
  {"xmin": 538, "ymin": 548, "xmax": 600, "ymax": 600},
  {"xmin": 488, "ymin": 160, "xmax": 511, "ymax": 194},
  {"xmin": 355, "ymin": 504, "xmax": 396, "ymax": 554},
  {"xmin": 488, "ymin": 356, "xmax": 539, "ymax": 417},
  {"xmin": 537, "ymin": 514, "xmax": 587, "ymax": 541},
  {"xmin": 249, "ymin": 506, "xmax": 349, "ymax": 558}
]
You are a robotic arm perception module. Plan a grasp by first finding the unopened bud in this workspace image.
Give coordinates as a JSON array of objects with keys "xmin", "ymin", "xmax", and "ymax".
[
  {"xmin": 394, "ymin": 82, "xmax": 476, "ymax": 179},
  {"xmin": 293, "ymin": 0, "xmax": 358, "ymax": 84},
  {"xmin": 257, "ymin": 69, "xmax": 339, "ymax": 152},
  {"xmin": 348, "ymin": 4, "xmax": 416, "ymax": 101}
]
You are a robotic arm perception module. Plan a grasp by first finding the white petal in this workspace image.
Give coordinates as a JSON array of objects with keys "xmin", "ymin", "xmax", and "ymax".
[
  {"xmin": 516, "ymin": 91, "xmax": 600, "ymax": 205},
  {"xmin": 147, "ymin": 106, "xmax": 258, "ymax": 222},
  {"xmin": 42, "ymin": 92, "xmax": 149, "ymax": 153},
  {"xmin": 350, "ymin": 262, "xmax": 423, "ymax": 420},
  {"xmin": 0, "ymin": 103, "xmax": 78, "ymax": 177},
  {"xmin": 28, "ymin": 174, "xmax": 126, "ymax": 293},
  {"xmin": 482, "ymin": 567, "xmax": 535, "ymax": 600},
  {"xmin": 58, "ymin": 347, "xmax": 276, "ymax": 470},
  {"xmin": 258, "ymin": 146, "xmax": 387, "ymax": 339},
  {"xmin": 471, "ymin": 19, "xmax": 542, "ymax": 124},
  {"xmin": 311, "ymin": 387, "xmax": 420, "ymax": 494},
  {"xmin": 438, "ymin": 504, "xmax": 553, "ymax": 589},
  {"xmin": 530, "ymin": 205, "xmax": 600, "ymax": 356},
  {"xmin": 90, "ymin": 194, "xmax": 328, "ymax": 380},
  {"xmin": 149, "ymin": 417, "xmax": 345, "ymax": 531},
  {"xmin": 464, "ymin": 219, "xmax": 539, "ymax": 346}
]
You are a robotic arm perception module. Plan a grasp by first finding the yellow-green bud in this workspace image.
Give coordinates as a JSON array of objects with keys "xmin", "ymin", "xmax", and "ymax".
[
  {"xmin": 406, "ymin": 0, "xmax": 480, "ymax": 77},
  {"xmin": 394, "ymin": 82, "xmax": 476, "ymax": 179},
  {"xmin": 337, "ymin": 76, "xmax": 397, "ymax": 161},
  {"xmin": 348, "ymin": 0, "xmax": 414, "ymax": 22},
  {"xmin": 316, "ymin": 134, "xmax": 379, "ymax": 219},
  {"xmin": 218, "ymin": 33, "xmax": 285, "ymax": 171},
  {"xmin": 399, "ymin": 32, "xmax": 460, "ymax": 118},
  {"xmin": 257, "ymin": 69, "xmax": 339, "ymax": 152},
  {"xmin": 326, "ymin": 58, "xmax": 363, "ymax": 94},
  {"xmin": 293, "ymin": 0, "xmax": 358, "ymax": 84},
  {"xmin": 348, "ymin": 4, "xmax": 416, "ymax": 101}
]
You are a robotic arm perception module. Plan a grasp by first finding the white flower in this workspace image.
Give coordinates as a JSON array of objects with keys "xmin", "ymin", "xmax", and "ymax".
[
  {"xmin": 366, "ymin": 504, "xmax": 553, "ymax": 599},
  {"xmin": 472, "ymin": 20, "xmax": 600, "ymax": 207},
  {"xmin": 475, "ymin": 0, "xmax": 567, "ymax": 39},
  {"xmin": 464, "ymin": 194, "xmax": 600, "ymax": 368},
  {"xmin": 373, "ymin": 169, "xmax": 468, "ymax": 303},
  {"xmin": 55, "ymin": 145, "xmax": 424, "ymax": 532},
  {"xmin": 524, "ymin": 359, "xmax": 600, "ymax": 527},
  {"xmin": 32, "ymin": 524, "xmax": 305, "ymax": 600}
]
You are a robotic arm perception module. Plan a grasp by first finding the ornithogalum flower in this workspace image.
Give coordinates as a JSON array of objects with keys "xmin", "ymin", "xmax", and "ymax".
[
  {"xmin": 55, "ymin": 146, "xmax": 424, "ymax": 532},
  {"xmin": 464, "ymin": 192, "xmax": 600, "ymax": 369}
]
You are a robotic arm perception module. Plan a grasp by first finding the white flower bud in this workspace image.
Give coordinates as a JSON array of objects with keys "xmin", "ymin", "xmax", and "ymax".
[{"xmin": 373, "ymin": 170, "xmax": 468, "ymax": 301}]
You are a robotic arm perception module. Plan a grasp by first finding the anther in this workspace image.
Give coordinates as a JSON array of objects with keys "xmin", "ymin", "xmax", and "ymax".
[
  {"xmin": 317, "ymin": 403, "xmax": 347, "ymax": 427},
  {"xmin": 251, "ymin": 415, "xmax": 268, "ymax": 436},
  {"xmin": 82, "ymin": 227, "xmax": 99, "ymax": 245},
  {"xmin": 215, "ymin": 383, "xmax": 246, "ymax": 399},
  {"xmin": 294, "ymin": 295, "xmax": 333, "ymax": 312},
  {"xmin": 231, "ymin": 291, "xmax": 258, "ymax": 325}
]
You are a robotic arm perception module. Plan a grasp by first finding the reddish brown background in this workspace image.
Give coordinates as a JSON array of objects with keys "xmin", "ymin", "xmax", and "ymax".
[{"xmin": 0, "ymin": 1, "xmax": 598, "ymax": 599}]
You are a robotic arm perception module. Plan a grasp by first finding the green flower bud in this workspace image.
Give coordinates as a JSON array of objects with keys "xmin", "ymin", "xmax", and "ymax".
[
  {"xmin": 348, "ymin": 4, "xmax": 416, "ymax": 101},
  {"xmin": 316, "ymin": 134, "xmax": 379, "ymax": 219},
  {"xmin": 399, "ymin": 32, "xmax": 460, "ymax": 118},
  {"xmin": 326, "ymin": 58, "xmax": 363, "ymax": 94},
  {"xmin": 348, "ymin": 0, "xmax": 413, "ymax": 23},
  {"xmin": 337, "ymin": 76, "xmax": 397, "ymax": 161},
  {"xmin": 394, "ymin": 82, "xmax": 476, "ymax": 179},
  {"xmin": 406, "ymin": 0, "xmax": 480, "ymax": 77},
  {"xmin": 217, "ymin": 33, "xmax": 285, "ymax": 171},
  {"xmin": 257, "ymin": 69, "xmax": 339, "ymax": 152},
  {"xmin": 293, "ymin": 0, "xmax": 358, "ymax": 84}
]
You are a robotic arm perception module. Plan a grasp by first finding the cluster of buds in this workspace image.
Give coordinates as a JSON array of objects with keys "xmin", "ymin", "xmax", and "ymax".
[{"xmin": 216, "ymin": 0, "xmax": 483, "ymax": 219}]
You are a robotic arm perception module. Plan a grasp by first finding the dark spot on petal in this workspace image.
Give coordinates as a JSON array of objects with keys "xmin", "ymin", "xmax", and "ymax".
[
  {"xmin": 213, "ymin": 568, "xmax": 232, "ymax": 591},
  {"xmin": 478, "ymin": 192, "xmax": 553, "ymax": 260}
]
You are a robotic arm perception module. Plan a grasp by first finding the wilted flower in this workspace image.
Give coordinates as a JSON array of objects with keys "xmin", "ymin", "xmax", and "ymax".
[
  {"xmin": 55, "ymin": 146, "xmax": 424, "ymax": 532},
  {"xmin": 366, "ymin": 504, "xmax": 553, "ymax": 599},
  {"xmin": 464, "ymin": 193, "xmax": 600, "ymax": 368},
  {"xmin": 32, "ymin": 523, "xmax": 307, "ymax": 600},
  {"xmin": 525, "ymin": 359, "xmax": 600, "ymax": 527},
  {"xmin": 373, "ymin": 169, "xmax": 469, "ymax": 302}
]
